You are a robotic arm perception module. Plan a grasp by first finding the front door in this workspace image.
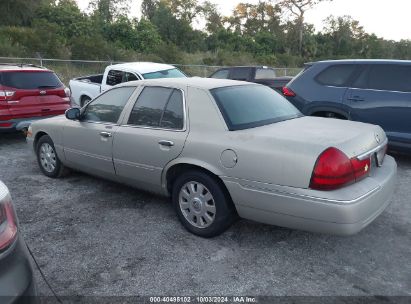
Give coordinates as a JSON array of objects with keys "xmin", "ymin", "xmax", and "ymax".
[
  {"xmin": 113, "ymin": 86, "xmax": 188, "ymax": 191},
  {"xmin": 63, "ymin": 86, "xmax": 137, "ymax": 177}
]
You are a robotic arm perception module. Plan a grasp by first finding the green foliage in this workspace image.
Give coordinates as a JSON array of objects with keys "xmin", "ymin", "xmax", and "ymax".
[
  {"xmin": 0, "ymin": 0, "xmax": 51, "ymax": 26},
  {"xmin": 0, "ymin": 0, "xmax": 410, "ymax": 66}
]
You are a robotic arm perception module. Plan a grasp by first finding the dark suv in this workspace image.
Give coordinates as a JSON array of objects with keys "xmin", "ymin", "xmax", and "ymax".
[
  {"xmin": 0, "ymin": 64, "xmax": 71, "ymax": 133},
  {"xmin": 283, "ymin": 60, "xmax": 411, "ymax": 152},
  {"xmin": 210, "ymin": 66, "xmax": 292, "ymax": 93}
]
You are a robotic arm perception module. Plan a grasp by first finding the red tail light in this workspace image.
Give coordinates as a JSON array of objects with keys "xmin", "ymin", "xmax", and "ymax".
[
  {"xmin": 282, "ymin": 87, "xmax": 296, "ymax": 97},
  {"xmin": 0, "ymin": 197, "xmax": 18, "ymax": 251},
  {"xmin": 310, "ymin": 147, "xmax": 371, "ymax": 191},
  {"xmin": 351, "ymin": 157, "xmax": 371, "ymax": 181}
]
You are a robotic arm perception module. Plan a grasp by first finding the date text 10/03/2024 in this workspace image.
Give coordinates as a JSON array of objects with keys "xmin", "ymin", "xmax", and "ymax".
[{"xmin": 149, "ymin": 297, "xmax": 257, "ymax": 303}]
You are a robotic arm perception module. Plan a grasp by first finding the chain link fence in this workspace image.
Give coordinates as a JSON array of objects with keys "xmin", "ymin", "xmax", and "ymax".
[{"xmin": 0, "ymin": 57, "xmax": 302, "ymax": 85}]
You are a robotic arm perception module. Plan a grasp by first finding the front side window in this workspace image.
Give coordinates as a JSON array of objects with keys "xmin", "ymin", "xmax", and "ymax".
[
  {"xmin": 211, "ymin": 69, "xmax": 229, "ymax": 79},
  {"xmin": 0, "ymin": 71, "xmax": 62, "ymax": 89},
  {"xmin": 128, "ymin": 87, "xmax": 184, "ymax": 130},
  {"xmin": 315, "ymin": 64, "xmax": 357, "ymax": 87},
  {"xmin": 142, "ymin": 68, "xmax": 186, "ymax": 79},
  {"xmin": 211, "ymin": 85, "xmax": 301, "ymax": 131},
  {"xmin": 255, "ymin": 68, "xmax": 276, "ymax": 79},
  {"xmin": 106, "ymin": 70, "xmax": 124, "ymax": 86},
  {"xmin": 82, "ymin": 87, "xmax": 135, "ymax": 123}
]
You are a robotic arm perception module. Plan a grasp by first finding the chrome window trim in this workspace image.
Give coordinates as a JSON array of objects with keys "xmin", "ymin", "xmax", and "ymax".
[
  {"xmin": 122, "ymin": 86, "xmax": 187, "ymax": 132},
  {"xmin": 357, "ymin": 139, "xmax": 388, "ymax": 160}
]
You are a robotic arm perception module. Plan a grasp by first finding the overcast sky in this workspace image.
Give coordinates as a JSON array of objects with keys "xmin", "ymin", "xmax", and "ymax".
[{"xmin": 76, "ymin": 0, "xmax": 411, "ymax": 41}]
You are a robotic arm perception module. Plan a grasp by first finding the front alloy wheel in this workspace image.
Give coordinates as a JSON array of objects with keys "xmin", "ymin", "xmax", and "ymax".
[
  {"xmin": 36, "ymin": 135, "xmax": 68, "ymax": 178},
  {"xmin": 39, "ymin": 142, "xmax": 57, "ymax": 173}
]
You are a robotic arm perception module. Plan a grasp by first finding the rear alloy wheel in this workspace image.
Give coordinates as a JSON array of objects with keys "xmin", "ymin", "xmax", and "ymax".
[
  {"xmin": 36, "ymin": 135, "xmax": 68, "ymax": 178},
  {"xmin": 172, "ymin": 170, "xmax": 236, "ymax": 237}
]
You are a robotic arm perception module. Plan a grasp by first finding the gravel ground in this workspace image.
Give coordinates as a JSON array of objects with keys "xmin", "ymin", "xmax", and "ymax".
[{"xmin": 0, "ymin": 133, "xmax": 410, "ymax": 298}]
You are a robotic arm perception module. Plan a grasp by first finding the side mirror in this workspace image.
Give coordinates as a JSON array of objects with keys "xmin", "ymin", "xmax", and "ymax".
[{"xmin": 65, "ymin": 108, "xmax": 81, "ymax": 120}]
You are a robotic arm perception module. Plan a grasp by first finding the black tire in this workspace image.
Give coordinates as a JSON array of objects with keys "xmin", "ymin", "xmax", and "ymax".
[
  {"xmin": 81, "ymin": 96, "xmax": 91, "ymax": 107},
  {"xmin": 36, "ymin": 135, "xmax": 68, "ymax": 178},
  {"xmin": 172, "ymin": 170, "xmax": 237, "ymax": 238}
]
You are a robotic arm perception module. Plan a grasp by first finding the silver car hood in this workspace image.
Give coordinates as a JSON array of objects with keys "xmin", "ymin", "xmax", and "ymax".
[{"xmin": 226, "ymin": 117, "xmax": 386, "ymax": 188}]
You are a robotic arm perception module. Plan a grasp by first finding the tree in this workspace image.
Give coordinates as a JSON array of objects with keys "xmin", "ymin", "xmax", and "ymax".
[
  {"xmin": 278, "ymin": 0, "xmax": 332, "ymax": 55},
  {"xmin": 37, "ymin": 0, "xmax": 92, "ymax": 39},
  {"xmin": 322, "ymin": 15, "xmax": 365, "ymax": 57},
  {"xmin": 200, "ymin": 1, "xmax": 223, "ymax": 34},
  {"xmin": 89, "ymin": 0, "xmax": 129, "ymax": 23},
  {"xmin": 0, "ymin": 0, "xmax": 51, "ymax": 26},
  {"xmin": 161, "ymin": 0, "xmax": 202, "ymax": 24},
  {"xmin": 142, "ymin": 0, "xmax": 159, "ymax": 20},
  {"xmin": 135, "ymin": 19, "xmax": 163, "ymax": 53}
]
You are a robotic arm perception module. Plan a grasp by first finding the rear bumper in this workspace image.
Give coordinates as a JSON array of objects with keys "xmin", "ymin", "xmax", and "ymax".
[
  {"xmin": 0, "ymin": 116, "xmax": 62, "ymax": 132},
  {"xmin": 223, "ymin": 155, "xmax": 397, "ymax": 235},
  {"xmin": 0, "ymin": 236, "xmax": 37, "ymax": 303}
]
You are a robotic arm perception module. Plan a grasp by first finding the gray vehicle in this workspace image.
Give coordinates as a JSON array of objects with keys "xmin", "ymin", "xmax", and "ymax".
[
  {"xmin": 283, "ymin": 60, "xmax": 411, "ymax": 153},
  {"xmin": 0, "ymin": 181, "xmax": 37, "ymax": 303},
  {"xmin": 27, "ymin": 78, "xmax": 396, "ymax": 237}
]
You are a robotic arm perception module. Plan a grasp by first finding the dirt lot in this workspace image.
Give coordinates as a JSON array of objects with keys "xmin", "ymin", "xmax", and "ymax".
[{"xmin": 1, "ymin": 133, "xmax": 410, "ymax": 297}]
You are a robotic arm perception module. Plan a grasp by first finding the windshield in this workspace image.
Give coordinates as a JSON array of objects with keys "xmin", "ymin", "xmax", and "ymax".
[
  {"xmin": 143, "ymin": 68, "xmax": 186, "ymax": 79},
  {"xmin": 211, "ymin": 85, "xmax": 302, "ymax": 131}
]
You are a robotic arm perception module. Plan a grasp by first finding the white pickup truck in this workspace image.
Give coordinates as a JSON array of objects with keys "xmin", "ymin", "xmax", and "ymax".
[{"xmin": 69, "ymin": 62, "xmax": 187, "ymax": 106}]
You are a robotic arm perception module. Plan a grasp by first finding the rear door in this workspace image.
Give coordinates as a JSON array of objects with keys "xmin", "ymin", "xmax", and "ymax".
[
  {"xmin": 0, "ymin": 71, "xmax": 69, "ymax": 119},
  {"xmin": 344, "ymin": 64, "xmax": 411, "ymax": 144},
  {"xmin": 113, "ymin": 86, "xmax": 188, "ymax": 191}
]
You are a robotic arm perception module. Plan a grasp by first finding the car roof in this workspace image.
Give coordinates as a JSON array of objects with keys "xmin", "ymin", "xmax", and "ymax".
[
  {"xmin": 118, "ymin": 77, "xmax": 256, "ymax": 90},
  {"xmin": 0, "ymin": 64, "xmax": 49, "ymax": 72},
  {"xmin": 308, "ymin": 59, "xmax": 411, "ymax": 66},
  {"xmin": 107, "ymin": 62, "xmax": 178, "ymax": 74}
]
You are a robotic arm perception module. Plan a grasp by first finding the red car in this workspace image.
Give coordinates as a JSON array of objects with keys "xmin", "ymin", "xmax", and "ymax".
[{"xmin": 0, "ymin": 64, "xmax": 71, "ymax": 132}]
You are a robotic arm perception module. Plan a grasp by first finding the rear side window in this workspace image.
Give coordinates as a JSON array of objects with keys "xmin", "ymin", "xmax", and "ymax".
[
  {"xmin": 354, "ymin": 64, "xmax": 411, "ymax": 92},
  {"xmin": 106, "ymin": 70, "xmax": 124, "ymax": 86},
  {"xmin": 125, "ymin": 72, "xmax": 138, "ymax": 82},
  {"xmin": 255, "ymin": 68, "xmax": 276, "ymax": 79},
  {"xmin": 315, "ymin": 64, "xmax": 357, "ymax": 87},
  {"xmin": 83, "ymin": 87, "xmax": 135, "ymax": 123},
  {"xmin": 211, "ymin": 69, "xmax": 229, "ymax": 79},
  {"xmin": 229, "ymin": 68, "xmax": 251, "ymax": 81},
  {"xmin": 0, "ymin": 71, "xmax": 62, "ymax": 89},
  {"xmin": 128, "ymin": 87, "xmax": 184, "ymax": 130}
]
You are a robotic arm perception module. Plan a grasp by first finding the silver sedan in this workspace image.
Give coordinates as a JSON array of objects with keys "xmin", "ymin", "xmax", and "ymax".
[{"xmin": 27, "ymin": 78, "xmax": 397, "ymax": 237}]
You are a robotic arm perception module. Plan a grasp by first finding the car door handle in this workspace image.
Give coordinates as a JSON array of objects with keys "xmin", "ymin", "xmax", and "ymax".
[
  {"xmin": 348, "ymin": 96, "xmax": 365, "ymax": 102},
  {"xmin": 159, "ymin": 140, "xmax": 174, "ymax": 147},
  {"xmin": 100, "ymin": 131, "xmax": 112, "ymax": 138}
]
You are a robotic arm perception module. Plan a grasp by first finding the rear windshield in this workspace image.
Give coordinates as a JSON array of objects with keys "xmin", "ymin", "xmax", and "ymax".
[
  {"xmin": 0, "ymin": 71, "xmax": 63, "ymax": 89},
  {"xmin": 211, "ymin": 85, "xmax": 302, "ymax": 131},
  {"xmin": 143, "ymin": 68, "xmax": 186, "ymax": 79}
]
